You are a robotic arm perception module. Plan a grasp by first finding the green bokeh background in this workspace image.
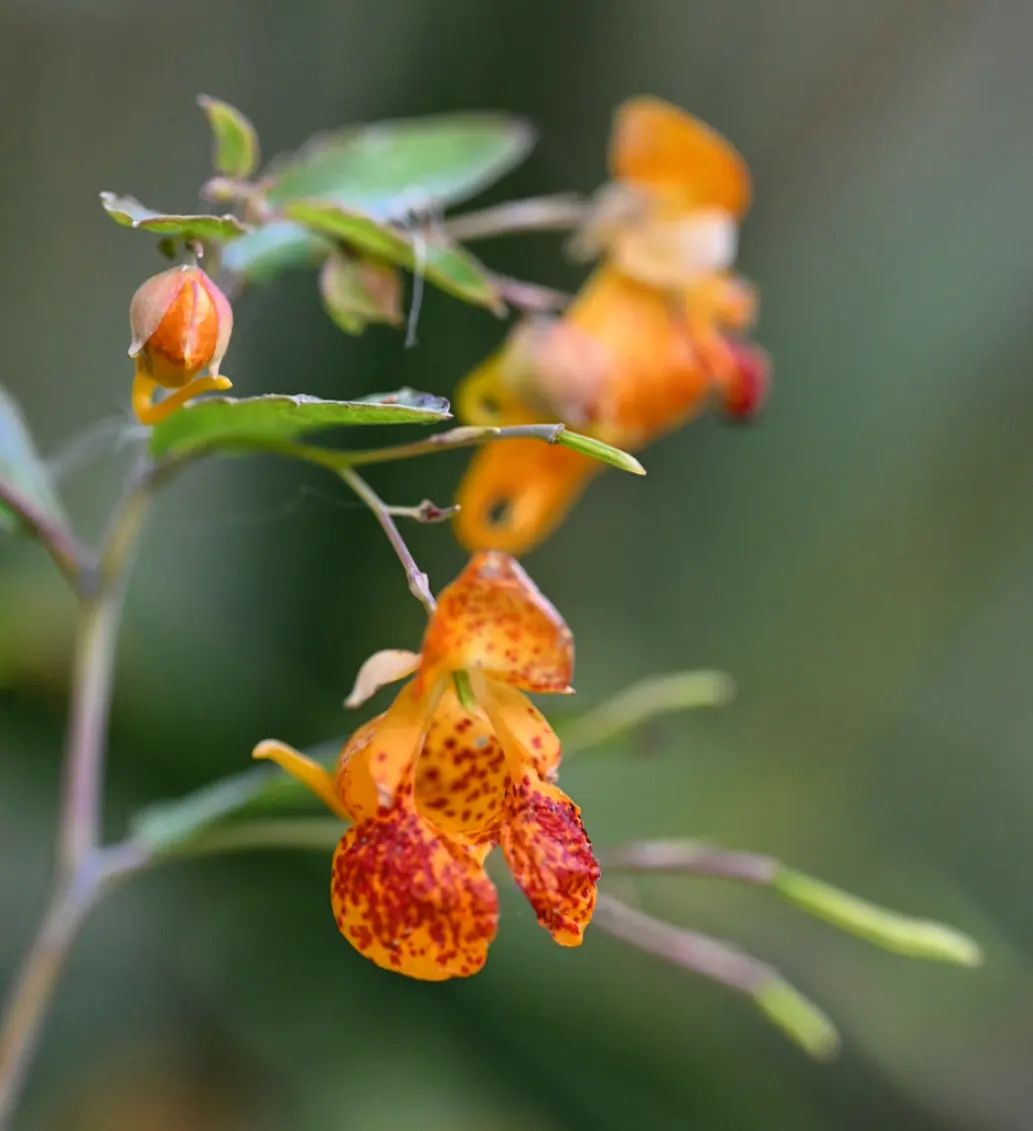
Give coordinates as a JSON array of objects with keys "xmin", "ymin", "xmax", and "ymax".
[{"xmin": 2, "ymin": 1, "xmax": 1032, "ymax": 1128}]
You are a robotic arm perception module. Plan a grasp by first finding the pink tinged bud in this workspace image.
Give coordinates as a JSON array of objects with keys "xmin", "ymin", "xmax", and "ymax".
[
  {"xmin": 720, "ymin": 342, "xmax": 770, "ymax": 423},
  {"xmin": 128, "ymin": 265, "xmax": 233, "ymax": 389}
]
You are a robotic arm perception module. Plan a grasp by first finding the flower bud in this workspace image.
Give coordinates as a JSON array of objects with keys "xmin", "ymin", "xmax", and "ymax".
[{"xmin": 128, "ymin": 265, "xmax": 233, "ymax": 389}]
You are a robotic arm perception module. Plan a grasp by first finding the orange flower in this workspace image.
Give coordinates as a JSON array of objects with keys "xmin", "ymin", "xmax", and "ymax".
[
  {"xmin": 128, "ymin": 265, "xmax": 234, "ymax": 425},
  {"xmin": 454, "ymin": 96, "xmax": 769, "ymax": 554},
  {"xmin": 253, "ymin": 552, "xmax": 599, "ymax": 980}
]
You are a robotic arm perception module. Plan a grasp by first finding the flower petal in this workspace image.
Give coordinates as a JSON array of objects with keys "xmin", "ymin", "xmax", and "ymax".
[
  {"xmin": 454, "ymin": 439, "xmax": 598, "ymax": 556},
  {"xmin": 421, "ymin": 552, "xmax": 574, "ymax": 692},
  {"xmin": 610, "ymin": 97, "xmax": 751, "ymax": 218},
  {"xmin": 455, "ymin": 347, "xmax": 538, "ymax": 428},
  {"xmin": 500, "ymin": 776, "xmax": 600, "ymax": 947},
  {"xmin": 474, "ymin": 680, "xmax": 561, "ymax": 783},
  {"xmin": 415, "ymin": 683, "xmax": 508, "ymax": 841},
  {"xmin": 567, "ymin": 268, "xmax": 711, "ymax": 447},
  {"xmin": 344, "ymin": 648, "xmax": 421, "ymax": 709},
  {"xmin": 360, "ymin": 677, "xmax": 444, "ymax": 809},
  {"xmin": 331, "ymin": 803, "xmax": 498, "ymax": 980},
  {"xmin": 253, "ymin": 739, "xmax": 349, "ymax": 819},
  {"xmin": 334, "ymin": 714, "xmax": 381, "ymax": 821}
]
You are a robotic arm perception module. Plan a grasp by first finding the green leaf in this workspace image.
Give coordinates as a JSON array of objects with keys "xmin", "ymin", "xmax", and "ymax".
[
  {"xmin": 265, "ymin": 112, "xmax": 534, "ymax": 219},
  {"xmin": 148, "ymin": 391, "xmax": 452, "ymax": 459},
  {"xmin": 285, "ymin": 200, "xmax": 501, "ymax": 310},
  {"xmin": 554, "ymin": 429, "xmax": 646, "ymax": 475},
  {"xmin": 0, "ymin": 385, "xmax": 64, "ymax": 533},
  {"xmin": 222, "ymin": 113, "xmax": 531, "ymax": 286},
  {"xmin": 220, "ymin": 220, "xmax": 331, "ymax": 283},
  {"xmin": 319, "ymin": 252, "xmax": 403, "ymax": 335},
  {"xmin": 100, "ymin": 192, "xmax": 249, "ymax": 242},
  {"xmin": 132, "ymin": 741, "xmax": 341, "ymax": 854},
  {"xmin": 561, "ymin": 670, "xmax": 736, "ymax": 756},
  {"xmin": 197, "ymin": 94, "xmax": 260, "ymax": 179}
]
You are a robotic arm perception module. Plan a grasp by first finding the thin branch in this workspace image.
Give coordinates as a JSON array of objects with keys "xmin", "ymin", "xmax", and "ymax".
[
  {"xmin": 0, "ymin": 479, "xmax": 88, "ymax": 588},
  {"xmin": 341, "ymin": 423, "xmax": 565, "ymax": 469},
  {"xmin": 383, "ymin": 499, "xmax": 459, "ymax": 524},
  {"xmin": 339, "ymin": 467, "xmax": 436, "ymax": 615},
  {"xmin": 0, "ymin": 843, "xmax": 144, "ymax": 1129},
  {"xmin": 444, "ymin": 194, "xmax": 588, "ymax": 242},
  {"xmin": 594, "ymin": 893, "xmax": 773, "ymax": 993},
  {"xmin": 198, "ymin": 423, "xmax": 568, "ymax": 476},
  {"xmin": 488, "ymin": 274, "xmax": 571, "ymax": 313},
  {"xmin": 592, "ymin": 894, "xmax": 839, "ymax": 1058},
  {"xmin": 601, "ymin": 842, "xmax": 981, "ymax": 966},
  {"xmin": 58, "ymin": 461, "xmax": 156, "ymax": 874},
  {"xmin": 599, "ymin": 840, "xmax": 778, "ymax": 885},
  {"xmin": 0, "ymin": 457, "xmax": 166, "ymax": 1129}
]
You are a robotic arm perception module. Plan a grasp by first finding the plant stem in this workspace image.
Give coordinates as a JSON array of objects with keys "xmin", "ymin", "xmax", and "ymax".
[
  {"xmin": 599, "ymin": 840, "xmax": 778, "ymax": 884},
  {"xmin": 0, "ymin": 460, "xmax": 157, "ymax": 1129},
  {"xmin": 444, "ymin": 194, "xmax": 587, "ymax": 242},
  {"xmin": 0, "ymin": 845, "xmax": 143, "ymax": 1129},
  {"xmin": 0, "ymin": 479, "xmax": 88, "ymax": 588},
  {"xmin": 0, "ymin": 881, "xmax": 93, "ymax": 1129},
  {"xmin": 58, "ymin": 466, "xmax": 153, "ymax": 873},
  {"xmin": 592, "ymin": 894, "xmax": 839, "ymax": 1058},
  {"xmin": 600, "ymin": 841, "xmax": 981, "ymax": 966},
  {"xmin": 338, "ymin": 467, "xmax": 436, "ymax": 615},
  {"xmin": 344, "ymin": 423, "xmax": 565, "ymax": 469}
]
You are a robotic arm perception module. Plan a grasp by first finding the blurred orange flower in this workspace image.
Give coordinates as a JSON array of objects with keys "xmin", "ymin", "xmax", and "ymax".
[
  {"xmin": 254, "ymin": 552, "xmax": 598, "ymax": 980},
  {"xmin": 455, "ymin": 96, "xmax": 769, "ymax": 554}
]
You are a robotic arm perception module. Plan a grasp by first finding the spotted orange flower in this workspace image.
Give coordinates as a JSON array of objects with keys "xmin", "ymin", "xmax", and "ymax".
[
  {"xmin": 128, "ymin": 264, "xmax": 234, "ymax": 425},
  {"xmin": 253, "ymin": 552, "xmax": 599, "ymax": 980},
  {"xmin": 455, "ymin": 96, "xmax": 769, "ymax": 554}
]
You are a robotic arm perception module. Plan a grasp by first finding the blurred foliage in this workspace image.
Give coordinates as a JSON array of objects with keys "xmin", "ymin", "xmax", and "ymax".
[{"xmin": 3, "ymin": 2, "xmax": 1033, "ymax": 1130}]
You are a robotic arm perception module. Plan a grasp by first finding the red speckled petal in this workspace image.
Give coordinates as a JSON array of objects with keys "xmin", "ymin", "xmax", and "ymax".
[
  {"xmin": 500, "ymin": 775, "xmax": 600, "ymax": 947},
  {"xmin": 360, "ymin": 678, "xmax": 444, "ymax": 809},
  {"xmin": 331, "ymin": 802, "xmax": 499, "ymax": 980},
  {"xmin": 415, "ymin": 683, "xmax": 508, "ymax": 842},
  {"xmin": 420, "ymin": 552, "xmax": 574, "ymax": 693}
]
